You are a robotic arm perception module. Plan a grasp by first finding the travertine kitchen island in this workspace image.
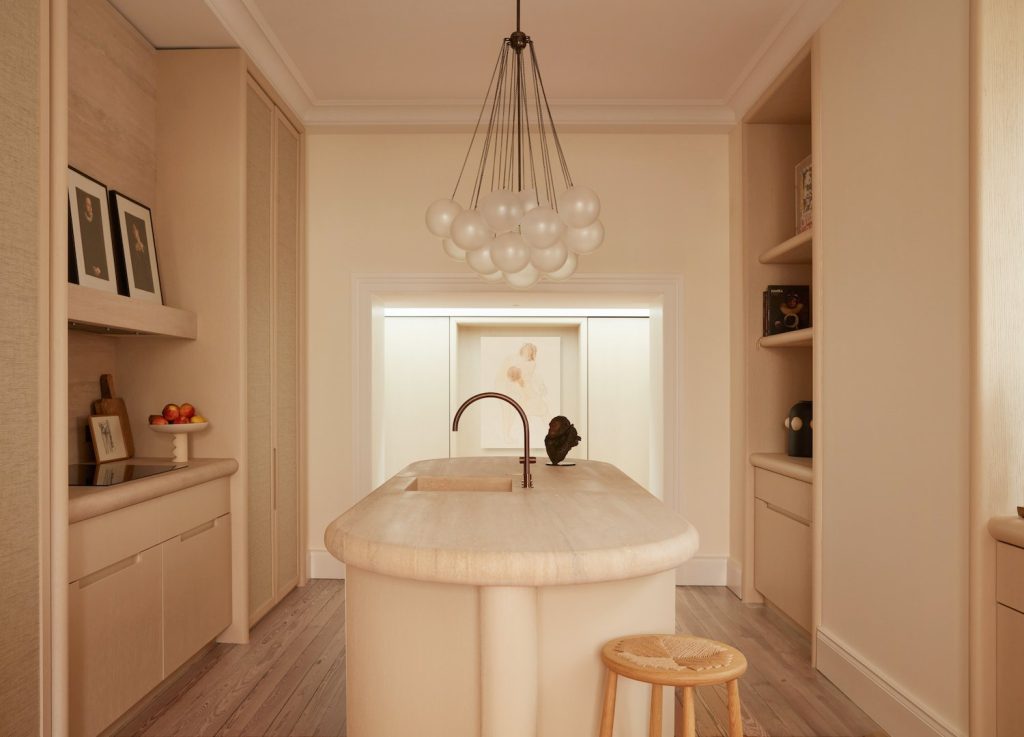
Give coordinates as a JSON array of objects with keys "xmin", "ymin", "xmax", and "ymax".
[{"xmin": 324, "ymin": 457, "xmax": 698, "ymax": 737}]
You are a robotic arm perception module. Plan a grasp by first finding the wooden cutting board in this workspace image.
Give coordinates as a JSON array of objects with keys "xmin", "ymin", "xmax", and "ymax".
[{"xmin": 92, "ymin": 374, "xmax": 134, "ymax": 458}]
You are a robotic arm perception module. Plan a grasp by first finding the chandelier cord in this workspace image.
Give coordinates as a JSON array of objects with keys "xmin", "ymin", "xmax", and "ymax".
[{"xmin": 451, "ymin": 39, "xmax": 506, "ymax": 201}]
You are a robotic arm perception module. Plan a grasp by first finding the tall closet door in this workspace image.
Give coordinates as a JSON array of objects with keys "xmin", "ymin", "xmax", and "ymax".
[
  {"xmin": 246, "ymin": 79, "xmax": 275, "ymax": 620},
  {"xmin": 273, "ymin": 112, "xmax": 300, "ymax": 596}
]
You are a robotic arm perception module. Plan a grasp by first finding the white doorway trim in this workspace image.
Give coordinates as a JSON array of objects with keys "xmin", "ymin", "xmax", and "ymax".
[{"xmin": 350, "ymin": 272, "xmax": 686, "ymax": 545}]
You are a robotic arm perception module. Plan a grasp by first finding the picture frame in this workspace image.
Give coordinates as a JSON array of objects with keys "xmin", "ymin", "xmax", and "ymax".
[
  {"xmin": 89, "ymin": 415, "xmax": 129, "ymax": 463},
  {"xmin": 109, "ymin": 191, "xmax": 164, "ymax": 304},
  {"xmin": 67, "ymin": 167, "xmax": 118, "ymax": 294},
  {"xmin": 795, "ymin": 154, "xmax": 813, "ymax": 233}
]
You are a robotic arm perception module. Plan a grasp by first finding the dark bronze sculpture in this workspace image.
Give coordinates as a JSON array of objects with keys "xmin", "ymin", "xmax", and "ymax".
[{"xmin": 544, "ymin": 416, "xmax": 581, "ymax": 466}]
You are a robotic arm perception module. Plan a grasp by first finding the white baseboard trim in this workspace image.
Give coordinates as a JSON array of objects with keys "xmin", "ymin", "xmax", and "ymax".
[
  {"xmin": 816, "ymin": 629, "xmax": 964, "ymax": 737},
  {"xmin": 726, "ymin": 558, "xmax": 742, "ymax": 598},
  {"xmin": 675, "ymin": 556, "xmax": 727, "ymax": 586},
  {"xmin": 309, "ymin": 549, "xmax": 346, "ymax": 579}
]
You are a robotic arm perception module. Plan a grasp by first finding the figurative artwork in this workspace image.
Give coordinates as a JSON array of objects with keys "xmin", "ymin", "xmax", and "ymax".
[
  {"xmin": 480, "ymin": 337, "xmax": 561, "ymax": 449},
  {"xmin": 68, "ymin": 168, "xmax": 118, "ymax": 294},
  {"xmin": 88, "ymin": 414, "xmax": 129, "ymax": 463},
  {"xmin": 110, "ymin": 191, "xmax": 163, "ymax": 303},
  {"xmin": 544, "ymin": 415, "xmax": 581, "ymax": 465},
  {"xmin": 795, "ymin": 154, "xmax": 813, "ymax": 233}
]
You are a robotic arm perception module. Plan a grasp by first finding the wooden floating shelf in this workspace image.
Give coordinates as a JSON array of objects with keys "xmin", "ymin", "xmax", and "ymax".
[
  {"xmin": 759, "ymin": 327, "xmax": 813, "ymax": 348},
  {"xmin": 750, "ymin": 452, "xmax": 813, "ymax": 483},
  {"xmin": 67, "ymin": 284, "xmax": 197, "ymax": 339},
  {"xmin": 759, "ymin": 229, "xmax": 813, "ymax": 265}
]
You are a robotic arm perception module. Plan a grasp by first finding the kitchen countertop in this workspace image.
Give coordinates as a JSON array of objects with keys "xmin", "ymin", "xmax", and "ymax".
[
  {"xmin": 989, "ymin": 515, "xmax": 1024, "ymax": 548},
  {"xmin": 324, "ymin": 457, "xmax": 698, "ymax": 587},
  {"xmin": 69, "ymin": 457, "xmax": 238, "ymax": 524}
]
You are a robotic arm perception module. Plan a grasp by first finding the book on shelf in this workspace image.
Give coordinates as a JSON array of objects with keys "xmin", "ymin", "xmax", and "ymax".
[{"xmin": 763, "ymin": 285, "xmax": 811, "ymax": 336}]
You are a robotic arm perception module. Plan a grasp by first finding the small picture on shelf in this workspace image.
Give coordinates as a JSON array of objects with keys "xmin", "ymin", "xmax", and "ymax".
[
  {"xmin": 88, "ymin": 414, "xmax": 129, "ymax": 463},
  {"xmin": 764, "ymin": 285, "xmax": 811, "ymax": 336},
  {"xmin": 110, "ymin": 191, "xmax": 164, "ymax": 304},
  {"xmin": 67, "ymin": 167, "xmax": 118, "ymax": 294},
  {"xmin": 795, "ymin": 154, "xmax": 812, "ymax": 234}
]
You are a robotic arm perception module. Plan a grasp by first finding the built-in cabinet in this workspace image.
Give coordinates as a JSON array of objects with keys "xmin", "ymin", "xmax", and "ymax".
[
  {"xmin": 246, "ymin": 78, "xmax": 302, "ymax": 623},
  {"xmin": 996, "ymin": 540, "xmax": 1024, "ymax": 737}
]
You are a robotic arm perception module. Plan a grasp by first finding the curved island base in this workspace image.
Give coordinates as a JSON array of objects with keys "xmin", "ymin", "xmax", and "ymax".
[{"xmin": 326, "ymin": 458, "xmax": 699, "ymax": 737}]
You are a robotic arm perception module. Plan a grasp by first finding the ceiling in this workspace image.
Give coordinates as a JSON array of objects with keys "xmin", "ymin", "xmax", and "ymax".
[{"xmin": 109, "ymin": 0, "xmax": 841, "ymax": 128}]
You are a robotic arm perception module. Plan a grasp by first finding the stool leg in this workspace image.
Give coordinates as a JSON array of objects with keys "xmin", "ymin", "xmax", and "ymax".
[
  {"xmin": 598, "ymin": 670, "xmax": 618, "ymax": 737},
  {"xmin": 681, "ymin": 686, "xmax": 695, "ymax": 737},
  {"xmin": 727, "ymin": 679, "xmax": 743, "ymax": 737},
  {"xmin": 648, "ymin": 683, "xmax": 662, "ymax": 737}
]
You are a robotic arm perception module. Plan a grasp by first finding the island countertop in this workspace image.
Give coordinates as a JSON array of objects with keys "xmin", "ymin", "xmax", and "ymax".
[{"xmin": 324, "ymin": 457, "xmax": 699, "ymax": 587}]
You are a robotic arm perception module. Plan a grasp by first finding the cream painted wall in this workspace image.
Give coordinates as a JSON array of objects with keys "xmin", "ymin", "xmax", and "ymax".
[
  {"xmin": 815, "ymin": 1, "xmax": 970, "ymax": 735},
  {"xmin": 306, "ymin": 133, "xmax": 732, "ymax": 575}
]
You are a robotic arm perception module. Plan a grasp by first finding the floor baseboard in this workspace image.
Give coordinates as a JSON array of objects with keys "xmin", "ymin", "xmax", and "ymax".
[
  {"xmin": 675, "ymin": 556, "xmax": 727, "ymax": 585},
  {"xmin": 309, "ymin": 548, "xmax": 346, "ymax": 579}
]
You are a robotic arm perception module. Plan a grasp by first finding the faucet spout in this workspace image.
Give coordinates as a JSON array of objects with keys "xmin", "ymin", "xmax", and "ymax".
[{"xmin": 452, "ymin": 392, "xmax": 532, "ymax": 489}]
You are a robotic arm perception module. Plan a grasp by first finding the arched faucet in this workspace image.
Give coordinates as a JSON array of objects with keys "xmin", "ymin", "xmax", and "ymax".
[{"xmin": 452, "ymin": 392, "xmax": 532, "ymax": 488}]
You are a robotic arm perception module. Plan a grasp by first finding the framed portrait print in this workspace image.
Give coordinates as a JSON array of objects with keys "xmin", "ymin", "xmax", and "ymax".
[
  {"xmin": 110, "ymin": 191, "xmax": 164, "ymax": 304},
  {"xmin": 68, "ymin": 168, "xmax": 118, "ymax": 294},
  {"xmin": 89, "ymin": 415, "xmax": 129, "ymax": 463},
  {"xmin": 795, "ymin": 154, "xmax": 813, "ymax": 234}
]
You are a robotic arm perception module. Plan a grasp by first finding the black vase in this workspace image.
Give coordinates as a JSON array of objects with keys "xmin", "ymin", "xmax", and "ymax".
[{"xmin": 786, "ymin": 400, "xmax": 812, "ymax": 458}]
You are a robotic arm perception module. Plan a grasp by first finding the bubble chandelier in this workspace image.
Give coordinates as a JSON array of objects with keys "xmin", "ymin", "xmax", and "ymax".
[{"xmin": 424, "ymin": 0, "xmax": 603, "ymax": 287}]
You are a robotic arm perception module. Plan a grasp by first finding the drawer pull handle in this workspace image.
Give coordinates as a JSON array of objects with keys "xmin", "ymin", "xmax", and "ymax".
[
  {"xmin": 180, "ymin": 519, "xmax": 216, "ymax": 542},
  {"xmin": 764, "ymin": 501, "xmax": 811, "ymax": 527},
  {"xmin": 78, "ymin": 554, "xmax": 140, "ymax": 589}
]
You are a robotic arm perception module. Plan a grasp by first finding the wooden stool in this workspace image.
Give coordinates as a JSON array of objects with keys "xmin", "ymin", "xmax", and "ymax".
[{"xmin": 598, "ymin": 634, "xmax": 748, "ymax": 737}]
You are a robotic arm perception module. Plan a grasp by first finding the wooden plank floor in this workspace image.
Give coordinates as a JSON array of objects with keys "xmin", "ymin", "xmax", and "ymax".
[{"xmin": 115, "ymin": 581, "xmax": 882, "ymax": 737}]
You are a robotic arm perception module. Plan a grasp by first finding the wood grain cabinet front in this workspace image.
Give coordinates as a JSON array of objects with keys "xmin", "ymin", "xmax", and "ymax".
[
  {"xmin": 68, "ymin": 547, "xmax": 163, "ymax": 737},
  {"xmin": 754, "ymin": 496, "xmax": 812, "ymax": 632},
  {"xmin": 162, "ymin": 513, "xmax": 232, "ymax": 674},
  {"xmin": 997, "ymin": 541, "xmax": 1024, "ymax": 737}
]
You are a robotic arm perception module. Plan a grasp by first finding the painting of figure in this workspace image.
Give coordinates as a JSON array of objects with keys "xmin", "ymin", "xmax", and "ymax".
[
  {"xmin": 480, "ymin": 337, "xmax": 561, "ymax": 449},
  {"xmin": 68, "ymin": 168, "xmax": 118, "ymax": 294},
  {"xmin": 111, "ymin": 191, "xmax": 164, "ymax": 303}
]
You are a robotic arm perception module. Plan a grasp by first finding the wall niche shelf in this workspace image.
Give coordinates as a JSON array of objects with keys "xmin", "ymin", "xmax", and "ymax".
[
  {"xmin": 67, "ymin": 284, "xmax": 197, "ymax": 339},
  {"xmin": 759, "ymin": 327, "xmax": 813, "ymax": 349},
  {"xmin": 750, "ymin": 452, "xmax": 813, "ymax": 483},
  {"xmin": 759, "ymin": 229, "xmax": 813, "ymax": 265}
]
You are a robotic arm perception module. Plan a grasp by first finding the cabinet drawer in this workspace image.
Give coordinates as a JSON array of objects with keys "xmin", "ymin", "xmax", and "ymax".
[
  {"xmin": 69, "ymin": 546, "xmax": 162, "ymax": 737},
  {"xmin": 997, "ymin": 542, "xmax": 1024, "ymax": 613},
  {"xmin": 998, "ymin": 603, "xmax": 1024, "ymax": 736},
  {"xmin": 754, "ymin": 498, "xmax": 811, "ymax": 632},
  {"xmin": 754, "ymin": 468, "xmax": 811, "ymax": 524},
  {"xmin": 163, "ymin": 513, "xmax": 233, "ymax": 674}
]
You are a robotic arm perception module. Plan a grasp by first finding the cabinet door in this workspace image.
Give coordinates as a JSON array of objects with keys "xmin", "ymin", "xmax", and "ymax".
[
  {"xmin": 754, "ymin": 498, "xmax": 812, "ymax": 631},
  {"xmin": 274, "ymin": 111, "xmax": 301, "ymax": 597},
  {"xmin": 246, "ymin": 78, "xmax": 275, "ymax": 621},
  {"xmin": 998, "ymin": 603, "xmax": 1024, "ymax": 737},
  {"xmin": 163, "ymin": 514, "xmax": 232, "ymax": 674},
  {"xmin": 68, "ymin": 547, "xmax": 162, "ymax": 737}
]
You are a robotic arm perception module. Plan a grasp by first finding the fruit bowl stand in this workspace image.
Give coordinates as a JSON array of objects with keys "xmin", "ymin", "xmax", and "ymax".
[{"xmin": 149, "ymin": 422, "xmax": 209, "ymax": 462}]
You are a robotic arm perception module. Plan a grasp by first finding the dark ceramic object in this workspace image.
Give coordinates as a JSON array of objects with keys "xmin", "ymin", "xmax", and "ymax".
[
  {"xmin": 786, "ymin": 400, "xmax": 813, "ymax": 458},
  {"xmin": 545, "ymin": 416, "xmax": 581, "ymax": 466}
]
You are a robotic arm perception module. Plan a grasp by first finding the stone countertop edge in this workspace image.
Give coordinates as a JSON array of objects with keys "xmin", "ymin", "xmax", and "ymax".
[
  {"xmin": 324, "ymin": 457, "xmax": 700, "ymax": 587},
  {"xmin": 69, "ymin": 457, "xmax": 239, "ymax": 524},
  {"xmin": 990, "ymin": 515, "xmax": 1024, "ymax": 548}
]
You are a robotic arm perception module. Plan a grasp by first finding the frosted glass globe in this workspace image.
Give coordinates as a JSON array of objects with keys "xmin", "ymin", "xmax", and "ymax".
[
  {"xmin": 425, "ymin": 198, "xmax": 462, "ymax": 238},
  {"xmin": 520, "ymin": 189, "xmax": 540, "ymax": 214},
  {"xmin": 480, "ymin": 270, "xmax": 504, "ymax": 282},
  {"xmin": 531, "ymin": 241, "xmax": 568, "ymax": 273},
  {"xmin": 450, "ymin": 209, "xmax": 493, "ymax": 251},
  {"xmin": 545, "ymin": 251, "xmax": 577, "ymax": 281},
  {"xmin": 505, "ymin": 263, "xmax": 541, "ymax": 289},
  {"xmin": 490, "ymin": 232, "xmax": 531, "ymax": 273},
  {"xmin": 441, "ymin": 238, "xmax": 466, "ymax": 262},
  {"xmin": 560, "ymin": 186, "xmax": 601, "ymax": 228},
  {"xmin": 480, "ymin": 189, "xmax": 525, "ymax": 233},
  {"xmin": 520, "ymin": 206, "xmax": 566, "ymax": 249},
  {"xmin": 563, "ymin": 220, "xmax": 604, "ymax": 255},
  {"xmin": 466, "ymin": 242, "xmax": 499, "ymax": 275}
]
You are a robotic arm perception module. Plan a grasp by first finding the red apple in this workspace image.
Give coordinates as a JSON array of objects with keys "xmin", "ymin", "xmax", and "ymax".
[
  {"xmin": 179, "ymin": 403, "xmax": 196, "ymax": 420},
  {"xmin": 149, "ymin": 415, "xmax": 169, "ymax": 425},
  {"xmin": 172, "ymin": 417, "xmax": 189, "ymax": 424},
  {"xmin": 162, "ymin": 403, "xmax": 180, "ymax": 421}
]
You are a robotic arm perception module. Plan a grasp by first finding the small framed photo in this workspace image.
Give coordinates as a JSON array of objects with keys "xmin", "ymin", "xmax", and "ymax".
[
  {"xmin": 795, "ymin": 154, "xmax": 813, "ymax": 234},
  {"xmin": 110, "ymin": 192, "xmax": 163, "ymax": 304},
  {"xmin": 68, "ymin": 168, "xmax": 118, "ymax": 294},
  {"xmin": 89, "ymin": 415, "xmax": 129, "ymax": 463}
]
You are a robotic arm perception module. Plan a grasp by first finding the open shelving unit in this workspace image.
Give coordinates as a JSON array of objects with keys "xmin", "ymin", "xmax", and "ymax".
[
  {"xmin": 759, "ymin": 228, "xmax": 813, "ymax": 265},
  {"xmin": 759, "ymin": 327, "xmax": 813, "ymax": 349},
  {"xmin": 67, "ymin": 284, "xmax": 197, "ymax": 339},
  {"xmin": 749, "ymin": 452, "xmax": 812, "ymax": 483}
]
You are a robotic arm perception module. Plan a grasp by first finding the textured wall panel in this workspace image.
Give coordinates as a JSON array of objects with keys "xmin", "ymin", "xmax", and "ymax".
[{"xmin": 0, "ymin": 0, "xmax": 42, "ymax": 734}]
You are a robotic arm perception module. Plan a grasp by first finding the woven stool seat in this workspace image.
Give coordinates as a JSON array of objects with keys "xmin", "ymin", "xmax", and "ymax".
[{"xmin": 598, "ymin": 634, "xmax": 748, "ymax": 737}]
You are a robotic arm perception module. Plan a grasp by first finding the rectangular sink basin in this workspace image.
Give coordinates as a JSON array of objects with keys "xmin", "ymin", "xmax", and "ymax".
[{"xmin": 406, "ymin": 475, "xmax": 515, "ymax": 492}]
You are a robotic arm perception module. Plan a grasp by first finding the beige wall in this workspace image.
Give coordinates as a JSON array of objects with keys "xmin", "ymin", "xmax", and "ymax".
[
  {"xmin": 0, "ymin": 0, "xmax": 43, "ymax": 734},
  {"xmin": 306, "ymin": 132, "xmax": 732, "ymax": 573},
  {"xmin": 816, "ymin": 1, "xmax": 970, "ymax": 734}
]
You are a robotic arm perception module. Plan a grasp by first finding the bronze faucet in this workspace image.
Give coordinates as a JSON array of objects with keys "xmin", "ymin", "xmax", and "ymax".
[{"xmin": 452, "ymin": 392, "xmax": 532, "ymax": 488}]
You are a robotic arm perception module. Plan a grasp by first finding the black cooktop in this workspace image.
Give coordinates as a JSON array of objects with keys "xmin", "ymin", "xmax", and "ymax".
[{"xmin": 69, "ymin": 462, "xmax": 187, "ymax": 487}]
